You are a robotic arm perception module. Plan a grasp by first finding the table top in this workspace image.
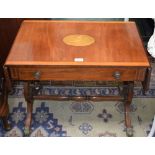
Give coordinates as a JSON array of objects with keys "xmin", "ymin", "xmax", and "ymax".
[{"xmin": 5, "ymin": 20, "xmax": 150, "ymax": 67}]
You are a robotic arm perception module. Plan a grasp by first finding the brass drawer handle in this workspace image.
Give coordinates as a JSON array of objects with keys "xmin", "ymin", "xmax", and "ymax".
[
  {"xmin": 33, "ymin": 71, "xmax": 41, "ymax": 80},
  {"xmin": 113, "ymin": 71, "xmax": 121, "ymax": 80}
]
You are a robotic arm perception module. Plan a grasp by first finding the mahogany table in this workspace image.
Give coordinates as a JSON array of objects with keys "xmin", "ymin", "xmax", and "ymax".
[{"xmin": 4, "ymin": 20, "xmax": 151, "ymax": 136}]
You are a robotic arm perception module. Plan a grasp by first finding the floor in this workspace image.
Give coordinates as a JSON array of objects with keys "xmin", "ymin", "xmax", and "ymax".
[
  {"xmin": 0, "ymin": 97, "xmax": 154, "ymax": 137},
  {"xmin": 0, "ymin": 63, "xmax": 155, "ymax": 137}
]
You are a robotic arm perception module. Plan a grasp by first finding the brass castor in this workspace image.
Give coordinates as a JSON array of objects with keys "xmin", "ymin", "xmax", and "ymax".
[
  {"xmin": 1, "ymin": 117, "xmax": 11, "ymax": 131},
  {"xmin": 23, "ymin": 127, "xmax": 31, "ymax": 137},
  {"xmin": 3, "ymin": 122, "xmax": 11, "ymax": 131},
  {"xmin": 126, "ymin": 128, "xmax": 134, "ymax": 137}
]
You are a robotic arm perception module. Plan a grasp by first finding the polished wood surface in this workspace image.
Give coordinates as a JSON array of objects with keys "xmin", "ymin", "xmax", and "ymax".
[
  {"xmin": 6, "ymin": 20, "xmax": 150, "ymax": 67},
  {"xmin": 9, "ymin": 66, "xmax": 146, "ymax": 81},
  {"xmin": 0, "ymin": 19, "xmax": 24, "ymax": 130},
  {"xmin": 4, "ymin": 20, "xmax": 151, "ymax": 136},
  {"xmin": 0, "ymin": 18, "xmax": 23, "ymax": 75}
]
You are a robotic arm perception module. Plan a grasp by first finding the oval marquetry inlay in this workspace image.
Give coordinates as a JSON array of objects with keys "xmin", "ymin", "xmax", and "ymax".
[{"xmin": 63, "ymin": 34, "xmax": 95, "ymax": 46}]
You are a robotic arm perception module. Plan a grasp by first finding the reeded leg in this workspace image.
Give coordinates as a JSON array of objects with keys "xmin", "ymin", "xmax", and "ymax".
[
  {"xmin": 123, "ymin": 81, "xmax": 134, "ymax": 137},
  {"xmin": 24, "ymin": 82, "xmax": 33, "ymax": 136}
]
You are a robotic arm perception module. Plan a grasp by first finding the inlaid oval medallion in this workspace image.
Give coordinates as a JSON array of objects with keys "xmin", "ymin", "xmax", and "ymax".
[{"xmin": 63, "ymin": 34, "xmax": 95, "ymax": 46}]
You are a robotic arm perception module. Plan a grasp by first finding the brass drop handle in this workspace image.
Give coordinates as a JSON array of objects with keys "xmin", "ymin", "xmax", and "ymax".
[
  {"xmin": 33, "ymin": 71, "xmax": 41, "ymax": 80},
  {"xmin": 113, "ymin": 71, "xmax": 121, "ymax": 80}
]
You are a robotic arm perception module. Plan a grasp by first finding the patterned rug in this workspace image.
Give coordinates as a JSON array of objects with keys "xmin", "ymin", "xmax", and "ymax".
[
  {"xmin": 0, "ymin": 63, "xmax": 155, "ymax": 137},
  {"xmin": 0, "ymin": 98, "xmax": 155, "ymax": 137}
]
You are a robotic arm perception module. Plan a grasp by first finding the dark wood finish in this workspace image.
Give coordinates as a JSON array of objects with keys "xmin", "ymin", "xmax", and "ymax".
[
  {"xmin": 0, "ymin": 19, "xmax": 24, "ymax": 130},
  {"xmin": 4, "ymin": 20, "xmax": 151, "ymax": 136},
  {"xmin": 130, "ymin": 18, "xmax": 154, "ymax": 48},
  {"xmin": 3, "ymin": 67, "xmax": 12, "ymax": 91},
  {"xmin": 142, "ymin": 67, "xmax": 152, "ymax": 94},
  {"xmin": 33, "ymin": 95, "xmax": 124, "ymax": 101},
  {"xmin": 124, "ymin": 81, "xmax": 134, "ymax": 136},
  {"xmin": 23, "ymin": 82, "xmax": 33, "ymax": 136},
  {"xmin": 0, "ymin": 19, "xmax": 23, "ymax": 75},
  {"xmin": 0, "ymin": 79, "xmax": 11, "ymax": 130}
]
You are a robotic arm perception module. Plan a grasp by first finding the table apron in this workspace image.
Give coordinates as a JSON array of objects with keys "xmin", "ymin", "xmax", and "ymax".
[{"xmin": 8, "ymin": 66, "xmax": 147, "ymax": 81}]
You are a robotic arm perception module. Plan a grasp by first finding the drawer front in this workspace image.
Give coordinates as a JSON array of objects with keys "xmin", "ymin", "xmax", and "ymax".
[{"xmin": 9, "ymin": 66, "xmax": 146, "ymax": 81}]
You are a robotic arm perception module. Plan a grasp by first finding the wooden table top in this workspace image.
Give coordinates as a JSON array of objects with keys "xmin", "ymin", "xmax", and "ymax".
[{"xmin": 5, "ymin": 20, "xmax": 150, "ymax": 67}]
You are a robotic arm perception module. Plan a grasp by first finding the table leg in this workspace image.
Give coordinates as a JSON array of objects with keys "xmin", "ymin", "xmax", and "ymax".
[
  {"xmin": 24, "ymin": 82, "xmax": 33, "ymax": 136},
  {"xmin": 0, "ymin": 80, "xmax": 11, "ymax": 131},
  {"xmin": 1, "ymin": 117, "xmax": 11, "ymax": 131},
  {"xmin": 123, "ymin": 81, "xmax": 134, "ymax": 137}
]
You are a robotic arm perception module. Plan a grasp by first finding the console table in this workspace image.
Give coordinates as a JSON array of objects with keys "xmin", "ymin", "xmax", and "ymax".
[{"xmin": 4, "ymin": 20, "xmax": 151, "ymax": 136}]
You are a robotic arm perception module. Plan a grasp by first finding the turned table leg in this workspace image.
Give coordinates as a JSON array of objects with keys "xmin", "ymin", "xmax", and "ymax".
[
  {"xmin": 0, "ymin": 80, "xmax": 11, "ymax": 131},
  {"xmin": 24, "ymin": 82, "xmax": 33, "ymax": 136},
  {"xmin": 123, "ymin": 81, "xmax": 134, "ymax": 137}
]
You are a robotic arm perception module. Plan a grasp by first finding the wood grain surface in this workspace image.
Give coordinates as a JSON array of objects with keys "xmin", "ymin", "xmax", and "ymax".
[
  {"xmin": 5, "ymin": 20, "xmax": 150, "ymax": 67},
  {"xmin": 9, "ymin": 66, "xmax": 146, "ymax": 81}
]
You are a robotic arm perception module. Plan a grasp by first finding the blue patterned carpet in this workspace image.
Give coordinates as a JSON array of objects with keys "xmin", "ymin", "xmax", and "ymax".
[
  {"xmin": 0, "ymin": 63, "xmax": 155, "ymax": 137},
  {"xmin": 0, "ymin": 96, "xmax": 155, "ymax": 137},
  {"xmin": 0, "ymin": 102, "xmax": 67, "ymax": 137}
]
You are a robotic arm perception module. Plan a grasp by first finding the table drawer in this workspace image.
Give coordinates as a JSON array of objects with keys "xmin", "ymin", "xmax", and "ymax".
[{"xmin": 9, "ymin": 66, "xmax": 146, "ymax": 81}]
